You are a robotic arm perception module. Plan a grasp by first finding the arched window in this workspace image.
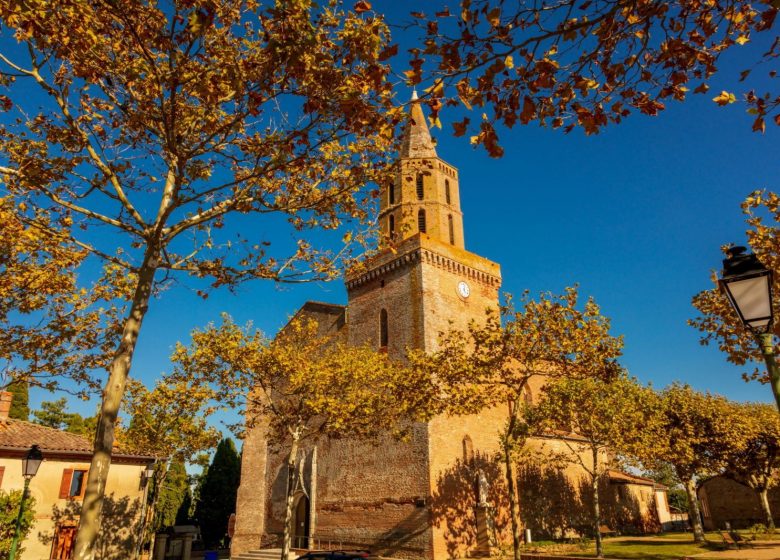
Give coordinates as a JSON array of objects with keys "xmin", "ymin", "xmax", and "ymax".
[
  {"xmin": 416, "ymin": 174, "xmax": 424, "ymax": 200},
  {"xmin": 389, "ymin": 182, "xmax": 395, "ymax": 205},
  {"xmin": 445, "ymin": 179, "xmax": 451, "ymax": 204},
  {"xmin": 448, "ymin": 214, "xmax": 454, "ymax": 245},
  {"xmin": 379, "ymin": 309, "xmax": 388, "ymax": 348},
  {"xmin": 462, "ymin": 435, "xmax": 474, "ymax": 463},
  {"xmin": 418, "ymin": 209, "xmax": 427, "ymax": 234},
  {"xmin": 389, "ymin": 215, "xmax": 395, "ymax": 239}
]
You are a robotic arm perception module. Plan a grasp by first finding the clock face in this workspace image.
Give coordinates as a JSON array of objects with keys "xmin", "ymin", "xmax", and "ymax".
[{"xmin": 457, "ymin": 281, "xmax": 471, "ymax": 299}]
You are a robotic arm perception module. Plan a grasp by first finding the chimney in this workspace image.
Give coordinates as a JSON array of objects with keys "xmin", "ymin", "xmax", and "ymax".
[{"xmin": 0, "ymin": 391, "xmax": 12, "ymax": 420}]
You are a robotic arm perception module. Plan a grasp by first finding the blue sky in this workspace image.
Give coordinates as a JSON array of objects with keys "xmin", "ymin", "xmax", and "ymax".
[{"xmin": 12, "ymin": 6, "xmax": 779, "ymax": 431}]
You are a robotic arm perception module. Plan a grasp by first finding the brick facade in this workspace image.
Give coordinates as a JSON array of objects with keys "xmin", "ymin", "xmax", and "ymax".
[{"xmin": 699, "ymin": 476, "xmax": 780, "ymax": 530}]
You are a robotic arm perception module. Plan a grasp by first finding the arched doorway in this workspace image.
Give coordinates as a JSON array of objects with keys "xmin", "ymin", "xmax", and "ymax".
[{"xmin": 293, "ymin": 495, "xmax": 310, "ymax": 549}]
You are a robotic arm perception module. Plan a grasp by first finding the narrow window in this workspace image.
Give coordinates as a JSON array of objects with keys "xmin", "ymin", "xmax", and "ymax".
[
  {"xmin": 445, "ymin": 179, "xmax": 451, "ymax": 204},
  {"xmin": 462, "ymin": 435, "xmax": 474, "ymax": 463},
  {"xmin": 416, "ymin": 174, "xmax": 424, "ymax": 200},
  {"xmin": 389, "ymin": 215, "xmax": 395, "ymax": 239},
  {"xmin": 389, "ymin": 182, "xmax": 395, "ymax": 205},
  {"xmin": 448, "ymin": 215, "xmax": 454, "ymax": 245},
  {"xmin": 418, "ymin": 209, "xmax": 427, "ymax": 233},
  {"xmin": 380, "ymin": 309, "xmax": 388, "ymax": 348}
]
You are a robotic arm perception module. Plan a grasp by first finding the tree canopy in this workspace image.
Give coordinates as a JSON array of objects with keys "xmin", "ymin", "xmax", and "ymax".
[
  {"xmin": 400, "ymin": 0, "xmax": 778, "ymax": 155},
  {"xmin": 639, "ymin": 383, "xmax": 747, "ymax": 542},
  {"xmin": 724, "ymin": 401, "xmax": 780, "ymax": 530},
  {"xmin": 408, "ymin": 286, "xmax": 623, "ymax": 560},
  {"xmin": 174, "ymin": 314, "xmax": 424, "ymax": 560},
  {"xmin": 531, "ymin": 375, "xmax": 654, "ymax": 558}
]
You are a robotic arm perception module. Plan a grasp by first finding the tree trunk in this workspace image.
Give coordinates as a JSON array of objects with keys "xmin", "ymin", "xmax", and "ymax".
[
  {"xmin": 758, "ymin": 487, "xmax": 776, "ymax": 531},
  {"xmin": 503, "ymin": 442, "xmax": 522, "ymax": 560},
  {"xmin": 281, "ymin": 434, "xmax": 300, "ymax": 560},
  {"xmin": 684, "ymin": 477, "xmax": 705, "ymax": 543},
  {"xmin": 308, "ymin": 446, "xmax": 318, "ymax": 550},
  {"xmin": 592, "ymin": 448, "xmax": 603, "ymax": 558},
  {"xmin": 73, "ymin": 248, "xmax": 160, "ymax": 560}
]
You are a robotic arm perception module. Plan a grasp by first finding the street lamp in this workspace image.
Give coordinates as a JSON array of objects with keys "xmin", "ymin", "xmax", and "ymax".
[
  {"xmin": 719, "ymin": 245, "xmax": 780, "ymax": 411},
  {"xmin": 134, "ymin": 461, "xmax": 157, "ymax": 560},
  {"xmin": 9, "ymin": 445, "xmax": 43, "ymax": 560}
]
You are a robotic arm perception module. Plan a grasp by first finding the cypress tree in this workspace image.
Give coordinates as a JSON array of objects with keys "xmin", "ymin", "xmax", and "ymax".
[
  {"xmin": 175, "ymin": 486, "xmax": 193, "ymax": 526},
  {"xmin": 153, "ymin": 460, "xmax": 189, "ymax": 531},
  {"xmin": 194, "ymin": 438, "xmax": 241, "ymax": 548},
  {"xmin": 6, "ymin": 381, "xmax": 29, "ymax": 421}
]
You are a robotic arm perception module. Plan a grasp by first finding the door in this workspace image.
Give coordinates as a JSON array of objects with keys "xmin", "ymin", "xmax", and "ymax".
[
  {"xmin": 293, "ymin": 495, "xmax": 310, "ymax": 549},
  {"xmin": 51, "ymin": 524, "xmax": 77, "ymax": 560}
]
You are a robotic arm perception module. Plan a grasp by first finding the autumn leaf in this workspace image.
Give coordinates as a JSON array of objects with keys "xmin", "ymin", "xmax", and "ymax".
[
  {"xmin": 452, "ymin": 117, "xmax": 470, "ymax": 137},
  {"xmin": 713, "ymin": 91, "xmax": 737, "ymax": 105},
  {"xmin": 378, "ymin": 44, "xmax": 398, "ymax": 61},
  {"xmin": 353, "ymin": 1, "xmax": 372, "ymax": 13}
]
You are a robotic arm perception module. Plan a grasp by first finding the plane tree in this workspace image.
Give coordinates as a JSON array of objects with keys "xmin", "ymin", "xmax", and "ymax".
[
  {"xmin": 638, "ymin": 384, "xmax": 747, "ymax": 543},
  {"xmin": 407, "ymin": 287, "xmax": 624, "ymax": 560},
  {"xmin": 0, "ymin": 1, "xmax": 396, "ymax": 557},
  {"xmin": 724, "ymin": 402, "xmax": 780, "ymax": 530},
  {"xmin": 530, "ymin": 375, "xmax": 656, "ymax": 558},
  {"xmin": 171, "ymin": 315, "xmax": 424, "ymax": 560}
]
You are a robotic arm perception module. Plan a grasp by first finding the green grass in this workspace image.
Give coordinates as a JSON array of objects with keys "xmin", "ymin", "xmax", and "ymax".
[
  {"xmin": 578, "ymin": 534, "xmax": 721, "ymax": 559},
  {"xmin": 522, "ymin": 532, "xmax": 730, "ymax": 560}
]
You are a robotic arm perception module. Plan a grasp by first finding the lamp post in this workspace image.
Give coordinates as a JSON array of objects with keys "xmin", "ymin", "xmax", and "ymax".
[
  {"xmin": 719, "ymin": 246, "xmax": 780, "ymax": 412},
  {"xmin": 134, "ymin": 461, "xmax": 157, "ymax": 560},
  {"xmin": 9, "ymin": 445, "xmax": 43, "ymax": 560}
]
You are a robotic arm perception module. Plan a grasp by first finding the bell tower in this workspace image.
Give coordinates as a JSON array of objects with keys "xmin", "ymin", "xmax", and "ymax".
[
  {"xmin": 379, "ymin": 92, "xmax": 465, "ymax": 249},
  {"xmin": 346, "ymin": 94, "xmax": 501, "ymax": 356}
]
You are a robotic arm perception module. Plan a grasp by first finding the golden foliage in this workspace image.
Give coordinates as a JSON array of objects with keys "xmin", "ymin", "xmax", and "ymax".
[{"xmin": 404, "ymin": 0, "xmax": 778, "ymax": 154}]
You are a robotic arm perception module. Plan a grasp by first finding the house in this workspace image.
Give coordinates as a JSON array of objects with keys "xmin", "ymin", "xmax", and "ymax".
[{"xmin": 0, "ymin": 392, "xmax": 154, "ymax": 559}]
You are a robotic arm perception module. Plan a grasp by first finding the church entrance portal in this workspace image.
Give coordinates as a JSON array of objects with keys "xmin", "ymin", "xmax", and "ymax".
[{"xmin": 293, "ymin": 495, "xmax": 310, "ymax": 549}]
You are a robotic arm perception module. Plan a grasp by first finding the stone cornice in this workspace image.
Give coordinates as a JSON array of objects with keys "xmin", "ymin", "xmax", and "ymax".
[{"xmin": 345, "ymin": 245, "xmax": 501, "ymax": 290}]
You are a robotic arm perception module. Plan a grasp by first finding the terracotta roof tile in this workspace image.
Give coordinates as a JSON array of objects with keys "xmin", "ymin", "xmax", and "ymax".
[
  {"xmin": 0, "ymin": 419, "xmax": 153, "ymax": 461},
  {"xmin": 608, "ymin": 469, "xmax": 667, "ymax": 489}
]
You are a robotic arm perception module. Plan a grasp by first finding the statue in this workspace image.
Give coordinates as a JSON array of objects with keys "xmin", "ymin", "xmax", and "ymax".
[{"xmin": 477, "ymin": 469, "xmax": 490, "ymax": 507}]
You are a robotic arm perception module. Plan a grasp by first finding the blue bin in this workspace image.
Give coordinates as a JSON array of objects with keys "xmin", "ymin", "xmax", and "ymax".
[{"xmin": 204, "ymin": 551, "xmax": 218, "ymax": 560}]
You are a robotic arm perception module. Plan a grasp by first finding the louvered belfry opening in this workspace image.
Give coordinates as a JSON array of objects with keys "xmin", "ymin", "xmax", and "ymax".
[{"xmin": 418, "ymin": 209, "xmax": 427, "ymax": 233}]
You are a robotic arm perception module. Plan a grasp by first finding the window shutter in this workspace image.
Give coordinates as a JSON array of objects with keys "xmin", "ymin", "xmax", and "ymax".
[
  {"xmin": 59, "ymin": 468, "xmax": 74, "ymax": 499},
  {"xmin": 0, "ymin": 466, "xmax": 5, "ymax": 488},
  {"xmin": 79, "ymin": 469, "xmax": 89, "ymax": 498}
]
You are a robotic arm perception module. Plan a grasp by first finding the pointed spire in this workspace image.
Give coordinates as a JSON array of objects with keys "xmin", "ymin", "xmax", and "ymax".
[{"xmin": 400, "ymin": 90, "xmax": 437, "ymax": 159}]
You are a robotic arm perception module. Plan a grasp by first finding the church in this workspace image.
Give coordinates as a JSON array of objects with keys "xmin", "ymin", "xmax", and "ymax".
[{"xmin": 231, "ymin": 96, "xmax": 670, "ymax": 560}]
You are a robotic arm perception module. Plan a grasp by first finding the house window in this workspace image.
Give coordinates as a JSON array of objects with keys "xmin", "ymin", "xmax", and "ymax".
[
  {"xmin": 448, "ymin": 214, "xmax": 454, "ymax": 245},
  {"xmin": 418, "ymin": 209, "xmax": 426, "ymax": 233},
  {"xmin": 59, "ymin": 468, "xmax": 88, "ymax": 499},
  {"xmin": 389, "ymin": 182, "xmax": 395, "ymax": 205},
  {"xmin": 445, "ymin": 179, "xmax": 451, "ymax": 204},
  {"xmin": 380, "ymin": 309, "xmax": 388, "ymax": 349},
  {"xmin": 389, "ymin": 215, "xmax": 395, "ymax": 239},
  {"xmin": 416, "ymin": 174, "xmax": 424, "ymax": 200}
]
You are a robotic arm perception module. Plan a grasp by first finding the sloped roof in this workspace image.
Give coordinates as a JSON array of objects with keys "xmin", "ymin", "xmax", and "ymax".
[
  {"xmin": 608, "ymin": 469, "xmax": 667, "ymax": 489},
  {"xmin": 399, "ymin": 94, "xmax": 438, "ymax": 159},
  {"xmin": 0, "ymin": 418, "xmax": 153, "ymax": 462}
]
